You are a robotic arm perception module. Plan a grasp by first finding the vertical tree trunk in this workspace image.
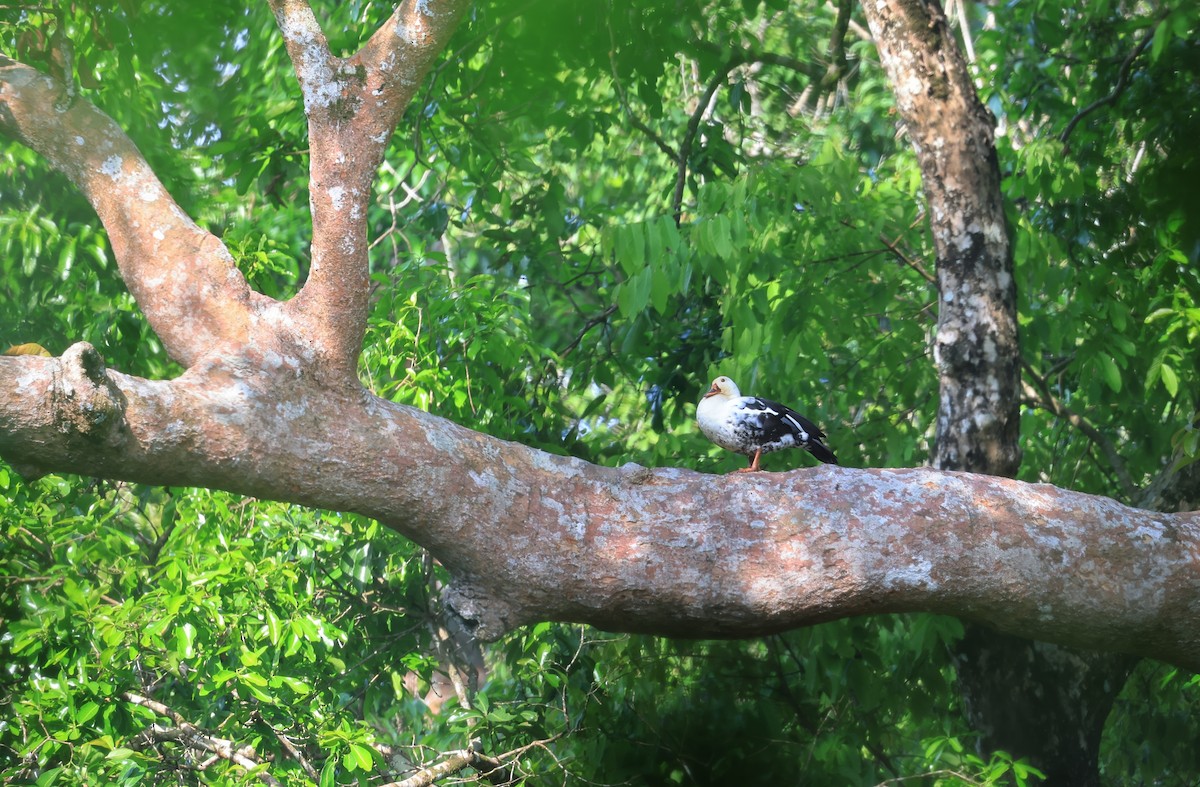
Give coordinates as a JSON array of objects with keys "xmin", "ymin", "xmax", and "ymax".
[
  {"xmin": 859, "ymin": 1, "xmax": 1131, "ymax": 782},
  {"xmin": 860, "ymin": 0, "xmax": 1020, "ymax": 476},
  {"xmin": 953, "ymin": 632, "xmax": 1136, "ymax": 787}
]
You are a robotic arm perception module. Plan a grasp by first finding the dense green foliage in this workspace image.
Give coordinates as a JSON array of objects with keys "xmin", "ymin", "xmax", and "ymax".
[{"xmin": 2, "ymin": 1, "xmax": 1199, "ymax": 784}]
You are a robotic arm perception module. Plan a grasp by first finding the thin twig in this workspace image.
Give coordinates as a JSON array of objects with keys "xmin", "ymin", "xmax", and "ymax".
[
  {"xmin": 146, "ymin": 492, "xmax": 178, "ymax": 565},
  {"xmin": 380, "ymin": 733, "xmax": 565, "ymax": 787},
  {"xmin": 1021, "ymin": 360, "xmax": 1136, "ymax": 499},
  {"xmin": 384, "ymin": 748, "xmax": 475, "ymax": 787},
  {"xmin": 607, "ymin": 19, "xmax": 679, "ymax": 163},
  {"xmin": 874, "ymin": 769, "xmax": 984, "ymax": 786},
  {"xmin": 265, "ymin": 722, "xmax": 318, "ymax": 780},
  {"xmin": 1059, "ymin": 22, "xmax": 1157, "ymax": 145},
  {"xmin": 673, "ymin": 60, "xmax": 741, "ymax": 225},
  {"xmin": 620, "ymin": 36, "xmax": 830, "ymax": 219},
  {"xmin": 951, "ymin": 0, "xmax": 976, "ymax": 64},
  {"xmin": 878, "ymin": 232, "xmax": 935, "ymax": 284},
  {"xmin": 691, "ymin": 40, "xmax": 818, "ymax": 80},
  {"xmin": 561, "ymin": 304, "xmax": 618, "ymax": 357}
]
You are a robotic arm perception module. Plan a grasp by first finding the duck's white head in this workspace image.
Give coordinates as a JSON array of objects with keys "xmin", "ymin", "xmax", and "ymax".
[{"xmin": 704, "ymin": 376, "xmax": 742, "ymax": 399}]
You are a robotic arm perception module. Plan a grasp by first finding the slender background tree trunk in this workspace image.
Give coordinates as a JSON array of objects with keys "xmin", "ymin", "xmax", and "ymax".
[{"xmin": 859, "ymin": 1, "xmax": 1133, "ymax": 782}]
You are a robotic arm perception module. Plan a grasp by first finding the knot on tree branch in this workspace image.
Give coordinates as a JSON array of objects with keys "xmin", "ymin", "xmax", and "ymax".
[
  {"xmin": 54, "ymin": 342, "xmax": 128, "ymax": 446},
  {"xmin": 619, "ymin": 461, "xmax": 655, "ymax": 485},
  {"xmin": 442, "ymin": 579, "xmax": 519, "ymax": 643}
]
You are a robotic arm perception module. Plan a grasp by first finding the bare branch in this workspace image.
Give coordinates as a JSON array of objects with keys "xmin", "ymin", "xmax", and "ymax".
[
  {"xmin": 124, "ymin": 692, "xmax": 283, "ymax": 786},
  {"xmin": 948, "ymin": 0, "xmax": 976, "ymax": 64},
  {"xmin": 381, "ymin": 733, "xmax": 560, "ymax": 787},
  {"xmin": 561, "ymin": 304, "xmax": 618, "ymax": 357},
  {"xmin": 673, "ymin": 61, "xmax": 739, "ymax": 225},
  {"xmin": 384, "ymin": 748, "xmax": 476, "ymax": 787},
  {"xmin": 665, "ymin": 35, "xmax": 843, "ymax": 220},
  {"xmin": 266, "ymin": 723, "xmax": 318, "ymax": 780},
  {"xmin": 1059, "ymin": 22, "xmax": 1157, "ymax": 146}
]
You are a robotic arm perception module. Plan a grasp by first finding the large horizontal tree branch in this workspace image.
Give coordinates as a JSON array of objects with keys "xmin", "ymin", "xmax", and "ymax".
[{"xmin": 2, "ymin": 344, "xmax": 1198, "ymax": 670}]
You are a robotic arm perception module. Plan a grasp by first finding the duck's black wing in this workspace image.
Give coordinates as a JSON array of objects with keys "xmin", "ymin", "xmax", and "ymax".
[{"xmin": 734, "ymin": 397, "xmax": 838, "ymax": 464}]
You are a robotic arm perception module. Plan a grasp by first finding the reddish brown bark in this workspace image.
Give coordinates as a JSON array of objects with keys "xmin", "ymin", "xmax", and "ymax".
[
  {"xmin": 2, "ymin": 343, "xmax": 1200, "ymax": 668},
  {"xmin": 266, "ymin": 0, "xmax": 468, "ymax": 381},
  {"xmin": 0, "ymin": 0, "xmax": 464, "ymax": 384},
  {"xmin": 0, "ymin": 56, "xmax": 262, "ymax": 368}
]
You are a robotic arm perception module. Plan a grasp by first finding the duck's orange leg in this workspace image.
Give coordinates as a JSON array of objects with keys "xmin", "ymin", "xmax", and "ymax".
[{"xmin": 734, "ymin": 449, "xmax": 763, "ymax": 473}]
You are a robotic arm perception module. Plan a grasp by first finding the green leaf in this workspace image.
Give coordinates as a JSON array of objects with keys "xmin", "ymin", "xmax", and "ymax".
[
  {"xmin": 57, "ymin": 238, "xmax": 76, "ymax": 281},
  {"xmin": 646, "ymin": 217, "xmax": 664, "ymax": 265},
  {"xmin": 488, "ymin": 705, "xmax": 516, "ymax": 722},
  {"xmin": 712, "ymin": 214, "xmax": 734, "ymax": 259},
  {"xmin": 271, "ymin": 676, "xmax": 312, "ymax": 696},
  {"xmin": 239, "ymin": 669, "xmax": 269, "ymax": 686},
  {"xmin": 174, "ymin": 622, "xmax": 197, "ymax": 659},
  {"xmin": 34, "ymin": 768, "xmax": 64, "ymax": 786},
  {"xmin": 1151, "ymin": 18, "xmax": 1170, "ymax": 61},
  {"xmin": 650, "ymin": 265, "xmax": 671, "ymax": 315},
  {"xmin": 239, "ymin": 646, "xmax": 266, "ymax": 668},
  {"xmin": 1142, "ymin": 304, "xmax": 1171, "ymax": 323},
  {"xmin": 320, "ymin": 759, "xmax": 337, "ymax": 787},
  {"xmin": 1160, "ymin": 364, "xmax": 1179, "ymax": 397},
  {"xmin": 263, "ymin": 608, "xmax": 282, "ymax": 646},
  {"xmin": 348, "ymin": 743, "xmax": 375, "ymax": 772},
  {"xmin": 614, "ymin": 223, "xmax": 646, "ymax": 277},
  {"xmin": 75, "ymin": 701, "xmax": 100, "ymax": 724},
  {"xmin": 1097, "ymin": 353, "xmax": 1122, "ymax": 393},
  {"xmin": 212, "ymin": 668, "xmax": 238, "ymax": 685},
  {"xmin": 617, "ymin": 267, "xmax": 652, "ymax": 317}
]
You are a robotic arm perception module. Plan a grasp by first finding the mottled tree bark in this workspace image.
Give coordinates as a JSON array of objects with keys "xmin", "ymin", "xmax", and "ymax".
[
  {"xmin": 859, "ymin": 1, "xmax": 1133, "ymax": 782},
  {"xmin": 859, "ymin": 0, "xmax": 1020, "ymax": 477},
  {"xmin": 2, "ymin": 343, "xmax": 1200, "ymax": 667}
]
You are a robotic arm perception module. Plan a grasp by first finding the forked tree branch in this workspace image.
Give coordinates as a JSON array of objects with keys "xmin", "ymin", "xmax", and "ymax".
[
  {"xmin": 267, "ymin": 0, "xmax": 469, "ymax": 380},
  {"xmin": 1, "ymin": 0, "xmax": 467, "ymax": 382}
]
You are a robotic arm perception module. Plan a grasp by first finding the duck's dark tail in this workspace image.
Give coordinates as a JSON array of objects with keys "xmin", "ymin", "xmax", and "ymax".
[{"xmin": 807, "ymin": 439, "xmax": 838, "ymax": 465}]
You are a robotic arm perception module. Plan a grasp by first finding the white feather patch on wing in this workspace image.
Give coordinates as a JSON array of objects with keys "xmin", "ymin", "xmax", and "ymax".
[{"xmin": 782, "ymin": 413, "xmax": 811, "ymax": 441}]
